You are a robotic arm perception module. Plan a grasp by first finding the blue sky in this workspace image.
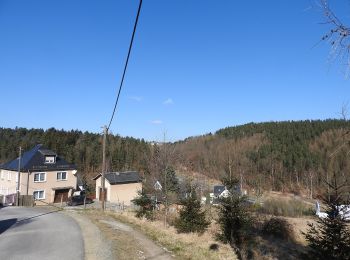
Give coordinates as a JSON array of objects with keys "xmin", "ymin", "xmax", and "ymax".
[{"xmin": 0, "ymin": 0, "xmax": 349, "ymax": 141}]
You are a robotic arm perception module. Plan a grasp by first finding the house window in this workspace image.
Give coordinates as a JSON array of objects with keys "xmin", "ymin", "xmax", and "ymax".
[
  {"xmin": 45, "ymin": 156, "xmax": 55, "ymax": 164},
  {"xmin": 0, "ymin": 171, "xmax": 4, "ymax": 180},
  {"xmin": 7, "ymin": 172, "xmax": 11, "ymax": 181},
  {"xmin": 57, "ymin": 172, "xmax": 67, "ymax": 181},
  {"xmin": 33, "ymin": 190, "xmax": 45, "ymax": 200},
  {"xmin": 34, "ymin": 172, "xmax": 46, "ymax": 182}
]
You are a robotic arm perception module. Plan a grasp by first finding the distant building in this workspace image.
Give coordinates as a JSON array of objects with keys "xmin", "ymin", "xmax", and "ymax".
[
  {"xmin": 0, "ymin": 144, "xmax": 78, "ymax": 205},
  {"xmin": 211, "ymin": 185, "xmax": 231, "ymax": 204},
  {"xmin": 213, "ymin": 185, "xmax": 226, "ymax": 197},
  {"xmin": 93, "ymin": 171, "xmax": 142, "ymax": 206}
]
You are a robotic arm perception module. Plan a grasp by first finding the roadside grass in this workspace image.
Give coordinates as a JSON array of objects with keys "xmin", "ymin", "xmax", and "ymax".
[{"xmin": 107, "ymin": 211, "xmax": 237, "ymax": 260}]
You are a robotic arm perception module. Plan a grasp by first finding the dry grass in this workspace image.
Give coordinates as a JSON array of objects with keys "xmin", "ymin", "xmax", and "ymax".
[
  {"xmin": 110, "ymin": 211, "xmax": 237, "ymax": 260},
  {"xmin": 257, "ymin": 198, "xmax": 313, "ymax": 217},
  {"xmin": 250, "ymin": 215, "xmax": 316, "ymax": 259},
  {"xmin": 285, "ymin": 216, "xmax": 316, "ymax": 245}
]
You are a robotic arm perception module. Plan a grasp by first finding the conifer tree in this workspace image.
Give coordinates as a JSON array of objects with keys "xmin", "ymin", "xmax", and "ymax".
[
  {"xmin": 164, "ymin": 166, "xmax": 179, "ymax": 193},
  {"xmin": 303, "ymin": 173, "xmax": 350, "ymax": 260},
  {"xmin": 174, "ymin": 187, "xmax": 209, "ymax": 234},
  {"xmin": 217, "ymin": 178, "xmax": 253, "ymax": 260},
  {"xmin": 132, "ymin": 189, "xmax": 154, "ymax": 220}
]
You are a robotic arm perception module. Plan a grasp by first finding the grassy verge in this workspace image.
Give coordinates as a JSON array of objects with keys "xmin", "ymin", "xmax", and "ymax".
[{"xmin": 107, "ymin": 211, "xmax": 237, "ymax": 260}]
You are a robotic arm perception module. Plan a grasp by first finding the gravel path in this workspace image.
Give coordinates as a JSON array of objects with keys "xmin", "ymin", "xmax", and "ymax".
[
  {"xmin": 67, "ymin": 210, "xmax": 173, "ymax": 260},
  {"xmin": 65, "ymin": 210, "xmax": 174, "ymax": 260},
  {"xmin": 65, "ymin": 210, "xmax": 114, "ymax": 260},
  {"xmin": 98, "ymin": 218, "xmax": 173, "ymax": 260}
]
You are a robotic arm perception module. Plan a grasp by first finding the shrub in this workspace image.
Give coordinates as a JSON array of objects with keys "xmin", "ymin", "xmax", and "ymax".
[
  {"xmin": 262, "ymin": 217, "xmax": 295, "ymax": 241},
  {"xmin": 131, "ymin": 190, "xmax": 154, "ymax": 220}
]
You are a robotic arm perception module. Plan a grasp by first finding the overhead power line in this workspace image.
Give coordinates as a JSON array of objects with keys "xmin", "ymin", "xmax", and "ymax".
[{"xmin": 107, "ymin": 0, "xmax": 143, "ymax": 130}]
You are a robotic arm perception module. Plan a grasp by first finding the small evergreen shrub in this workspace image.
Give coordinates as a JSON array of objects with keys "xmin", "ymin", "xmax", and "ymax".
[{"xmin": 131, "ymin": 190, "xmax": 154, "ymax": 220}]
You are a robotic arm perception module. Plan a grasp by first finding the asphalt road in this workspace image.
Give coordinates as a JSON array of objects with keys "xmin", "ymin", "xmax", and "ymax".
[{"xmin": 0, "ymin": 207, "xmax": 84, "ymax": 260}]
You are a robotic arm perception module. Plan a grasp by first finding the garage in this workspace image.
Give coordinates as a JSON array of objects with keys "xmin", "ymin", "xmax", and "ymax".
[{"xmin": 53, "ymin": 188, "xmax": 70, "ymax": 203}]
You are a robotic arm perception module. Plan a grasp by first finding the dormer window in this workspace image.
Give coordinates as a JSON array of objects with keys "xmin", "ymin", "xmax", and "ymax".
[{"xmin": 45, "ymin": 156, "xmax": 56, "ymax": 164}]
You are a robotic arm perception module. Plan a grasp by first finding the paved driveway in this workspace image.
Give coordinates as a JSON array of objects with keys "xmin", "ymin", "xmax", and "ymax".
[{"xmin": 0, "ymin": 207, "xmax": 84, "ymax": 260}]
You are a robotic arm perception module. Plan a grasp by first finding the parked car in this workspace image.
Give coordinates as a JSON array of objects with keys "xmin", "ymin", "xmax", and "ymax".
[{"xmin": 67, "ymin": 195, "xmax": 93, "ymax": 206}]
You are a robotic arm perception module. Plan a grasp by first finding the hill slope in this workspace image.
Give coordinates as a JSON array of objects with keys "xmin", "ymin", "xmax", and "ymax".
[{"xmin": 174, "ymin": 119, "xmax": 350, "ymax": 194}]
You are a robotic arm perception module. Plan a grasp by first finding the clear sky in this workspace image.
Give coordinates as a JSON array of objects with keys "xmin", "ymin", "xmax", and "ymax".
[{"xmin": 0, "ymin": 0, "xmax": 349, "ymax": 142}]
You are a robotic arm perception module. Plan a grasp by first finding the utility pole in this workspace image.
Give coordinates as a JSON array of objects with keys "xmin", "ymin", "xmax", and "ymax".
[
  {"xmin": 101, "ymin": 126, "xmax": 107, "ymax": 211},
  {"xmin": 26, "ymin": 170, "xmax": 30, "ymax": 195},
  {"xmin": 16, "ymin": 146, "xmax": 22, "ymax": 206},
  {"xmin": 163, "ymin": 131, "xmax": 168, "ymax": 228}
]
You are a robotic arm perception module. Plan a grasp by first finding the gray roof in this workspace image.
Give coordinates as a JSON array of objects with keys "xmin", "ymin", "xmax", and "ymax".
[
  {"xmin": 94, "ymin": 171, "xmax": 141, "ymax": 185},
  {"xmin": 0, "ymin": 144, "xmax": 76, "ymax": 172},
  {"xmin": 213, "ymin": 185, "xmax": 226, "ymax": 196}
]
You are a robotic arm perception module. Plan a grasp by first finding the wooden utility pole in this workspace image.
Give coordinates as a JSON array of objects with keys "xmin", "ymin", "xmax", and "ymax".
[
  {"xmin": 101, "ymin": 126, "xmax": 107, "ymax": 211},
  {"xmin": 16, "ymin": 146, "xmax": 22, "ymax": 206},
  {"xmin": 163, "ymin": 131, "xmax": 168, "ymax": 228},
  {"xmin": 26, "ymin": 170, "xmax": 30, "ymax": 195}
]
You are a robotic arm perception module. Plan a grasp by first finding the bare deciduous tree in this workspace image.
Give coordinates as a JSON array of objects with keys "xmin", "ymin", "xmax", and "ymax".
[
  {"xmin": 318, "ymin": 0, "xmax": 350, "ymax": 74},
  {"xmin": 340, "ymin": 101, "xmax": 349, "ymax": 120}
]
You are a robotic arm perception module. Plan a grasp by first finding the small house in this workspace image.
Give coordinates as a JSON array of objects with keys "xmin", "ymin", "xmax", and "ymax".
[
  {"xmin": 212, "ymin": 185, "xmax": 231, "ymax": 204},
  {"xmin": 93, "ymin": 171, "xmax": 142, "ymax": 206}
]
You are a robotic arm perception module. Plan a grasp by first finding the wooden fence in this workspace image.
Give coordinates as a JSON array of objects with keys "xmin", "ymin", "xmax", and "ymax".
[{"xmin": 17, "ymin": 195, "xmax": 34, "ymax": 206}]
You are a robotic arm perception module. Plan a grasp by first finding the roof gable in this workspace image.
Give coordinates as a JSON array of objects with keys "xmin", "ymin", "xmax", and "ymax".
[{"xmin": 213, "ymin": 185, "xmax": 225, "ymax": 196}]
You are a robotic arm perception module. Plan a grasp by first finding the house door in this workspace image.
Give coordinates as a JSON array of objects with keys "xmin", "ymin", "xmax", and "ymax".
[
  {"xmin": 99, "ymin": 188, "xmax": 107, "ymax": 201},
  {"xmin": 54, "ymin": 189, "xmax": 70, "ymax": 203}
]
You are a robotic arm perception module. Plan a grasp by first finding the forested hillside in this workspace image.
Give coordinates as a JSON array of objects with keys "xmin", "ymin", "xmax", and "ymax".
[
  {"xmin": 0, "ymin": 127, "xmax": 152, "ymax": 188},
  {"xmin": 174, "ymin": 119, "xmax": 350, "ymax": 195},
  {"xmin": 1, "ymin": 119, "xmax": 349, "ymax": 195}
]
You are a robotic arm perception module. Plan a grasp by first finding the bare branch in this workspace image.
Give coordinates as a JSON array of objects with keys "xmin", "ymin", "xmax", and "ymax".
[{"xmin": 317, "ymin": 0, "xmax": 350, "ymax": 74}]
